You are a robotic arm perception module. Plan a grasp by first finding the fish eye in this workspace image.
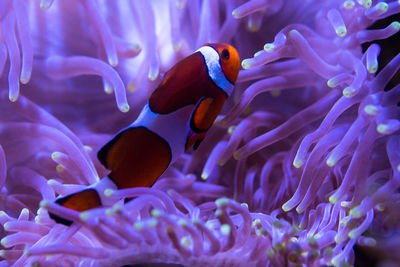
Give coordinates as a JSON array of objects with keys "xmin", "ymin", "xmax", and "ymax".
[{"xmin": 221, "ymin": 49, "xmax": 230, "ymax": 60}]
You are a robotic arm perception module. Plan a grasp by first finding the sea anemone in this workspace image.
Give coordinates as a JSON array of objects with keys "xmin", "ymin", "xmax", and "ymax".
[{"xmin": 1, "ymin": 0, "xmax": 399, "ymax": 266}]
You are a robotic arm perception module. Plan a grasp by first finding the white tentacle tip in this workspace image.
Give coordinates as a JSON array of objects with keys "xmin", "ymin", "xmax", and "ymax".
[
  {"xmin": 104, "ymin": 188, "xmax": 114, "ymax": 197},
  {"xmin": 40, "ymin": 0, "xmax": 52, "ymax": 9},
  {"xmin": 343, "ymin": 0, "xmax": 355, "ymax": 9},
  {"xmin": 367, "ymin": 64, "xmax": 378, "ymax": 74},
  {"xmin": 20, "ymin": 74, "xmax": 31, "ymax": 85},
  {"xmin": 112, "ymin": 204, "xmax": 122, "ymax": 213},
  {"xmin": 176, "ymin": 1, "xmax": 186, "ymax": 9},
  {"xmin": 215, "ymin": 197, "xmax": 229, "ymax": 208},
  {"xmin": 180, "ymin": 236, "xmax": 191, "ymax": 247},
  {"xmin": 377, "ymin": 120, "xmax": 400, "ymax": 135},
  {"xmin": 79, "ymin": 212, "xmax": 90, "ymax": 221},
  {"xmin": 178, "ymin": 219, "xmax": 187, "ymax": 227},
  {"xmin": 288, "ymin": 29, "xmax": 299, "ymax": 38},
  {"xmin": 148, "ymin": 218, "xmax": 158, "ymax": 228},
  {"xmin": 363, "ymin": 105, "xmax": 380, "ymax": 116},
  {"xmin": 84, "ymin": 145, "xmax": 93, "ymax": 153},
  {"xmin": 23, "ymin": 248, "xmax": 30, "ymax": 256},
  {"xmin": 349, "ymin": 207, "xmax": 362, "ymax": 218},
  {"xmin": 133, "ymin": 221, "xmax": 144, "ymax": 231},
  {"xmin": 9, "ymin": 94, "xmax": 18, "ymax": 102},
  {"xmin": 151, "ymin": 209, "xmax": 162, "ymax": 218},
  {"xmin": 173, "ymin": 43, "xmax": 182, "ymax": 51},
  {"xmin": 391, "ymin": 21, "xmax": 400, "ymax": 31},
  {"xmin": 108, "ymin": 57, "xmax": 118, "ymax": 67},
  {"xmin": 326, "ymin": 157, "xmax": 337, "ymax": 167},
  {"xmin": 293, "ymin": 159, "xmax": 303, "ymax": 168},
  {"xmin": 201, "ymin": 172, "xmax": 209, "ymax": 180},
  {"xmin": 104, "ymin": 84, "xmax": 113, "ymax": 95},
  {"xmin": 51, "ymin": 152, "xmax": 61, "ymax": 160},
  {"xmin": 56, "ymin": 165, "xmax": 64, "ymax": 173},
  {"xmin": 148, "ymin": 69, "xmax": 159, "ymax": 81},
  {"xmin": 241, "ymin": 59, "xmax": 251, "ymax": 69},
  {"xmin": 336, "ymin": 26, "xmax": 347, "ymax": 37},
  {"xmin": 120, "ymin": 104, "xmax": 130, "ymax": 113},
  {"xmin": 47, "ymin": 179, "xmax": 58, "ymax": 186},
  {"xmin": 358, "ymin": 0, "xmax": 372, "ymax": 8},
  {"xmin": 343, "ymin": 86, "xmax": 357, "ymax": 97},
  {"xmin": 376, "ymin": 2, "xmax": 389, "ymax": 13},
  {"xmin": 281, "ymin": 203, "xmax": 291, "ymax": 212},
  {"xmin": 220, "ymin": 224, "xmax": 231, "ymax": 235},
  {"xmin": 105, "ymin": 208, "xmax": 114, "ymax": 217},
  {"xmin": 264, "ymin": 43, "xmax": 275, "ymax": 52},
  {"xmin": 231, "ymin": 10, "xmax": 240, "ymax": 19},
  {"xmin": 39, "ymin": 200, "xmax": 49, "ymax": 208}
]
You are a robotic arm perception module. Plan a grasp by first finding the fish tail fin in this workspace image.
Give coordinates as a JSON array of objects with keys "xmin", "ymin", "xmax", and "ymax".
[{"xmin": 49, "ymin": 188, "xmax": 102, "ymax": 226}]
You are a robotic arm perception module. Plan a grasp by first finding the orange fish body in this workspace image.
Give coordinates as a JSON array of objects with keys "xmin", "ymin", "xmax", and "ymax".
[{"xmin": 50, "ymin": 43, "xmax": 240, "ymax": 225}]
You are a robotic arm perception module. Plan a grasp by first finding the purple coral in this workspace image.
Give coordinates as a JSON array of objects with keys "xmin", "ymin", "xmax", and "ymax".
[{"xmin": 0, "ymin": 0, "xmax": 400, "ymax": 266}]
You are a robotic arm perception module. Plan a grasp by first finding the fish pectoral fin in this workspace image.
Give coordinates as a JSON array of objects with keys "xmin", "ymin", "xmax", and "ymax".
[
  {"xmin": 190, "ymin": 97, "xmax": 218, "ymax": 132},
  {"xmin": 186, "ymin": 96, "xmax": 224, "ymax": 151}
]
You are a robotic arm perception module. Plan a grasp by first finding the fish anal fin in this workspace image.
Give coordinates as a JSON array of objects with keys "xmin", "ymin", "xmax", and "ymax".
[{"xmin": 49, "ymin": 188, "xmax": 101, "ymax": 226}]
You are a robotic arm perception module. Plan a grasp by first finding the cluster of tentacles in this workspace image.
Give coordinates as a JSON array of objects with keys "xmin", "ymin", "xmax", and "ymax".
[{"xmin": 0, "ymin": 0, "xmax": 399, "ymax": 266}]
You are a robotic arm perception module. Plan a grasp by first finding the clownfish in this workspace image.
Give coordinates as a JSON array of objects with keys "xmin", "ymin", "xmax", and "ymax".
[{"xmin": 49, "ymin": 43, "xmax": 240, "ymax": 225}]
